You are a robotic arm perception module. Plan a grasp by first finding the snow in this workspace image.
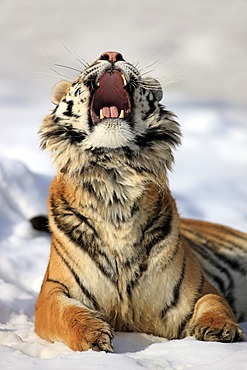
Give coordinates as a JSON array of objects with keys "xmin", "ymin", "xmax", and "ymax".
[{"xmin": 0, "ymin": 0, "xmax": 247, "ymax": 368}]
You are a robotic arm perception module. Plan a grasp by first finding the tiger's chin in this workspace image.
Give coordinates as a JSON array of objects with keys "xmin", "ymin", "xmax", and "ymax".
[{"xmin": 85, "ymin": 118, "xmax": 136, "ymax": 149}]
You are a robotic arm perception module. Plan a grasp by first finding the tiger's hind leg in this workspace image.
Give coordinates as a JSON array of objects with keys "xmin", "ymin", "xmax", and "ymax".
[
  {"xmin": 184, "ymin": 294, "xmax": 245, "ymax": 342},
  {"xmin": 35, "ymin": 270, "xmax": 114, "ymax": 352}
]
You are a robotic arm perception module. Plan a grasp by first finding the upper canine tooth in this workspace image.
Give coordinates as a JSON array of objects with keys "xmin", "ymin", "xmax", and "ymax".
[
  {"xmin": 119, "ymin": 110, "xmax": 125, "ymax": 119},
  {"xmin": 121, "ymin": 74, "xmax": 127, "ymax": 86},
  {"xmin": 100, "ymin": 109, "xmax": 104, "ymax": 119}
]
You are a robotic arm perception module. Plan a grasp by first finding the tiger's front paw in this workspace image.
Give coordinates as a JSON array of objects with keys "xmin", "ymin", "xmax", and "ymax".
[
  {"xmin": 64, "ymin": 308, "xmax": 114, "ymax": 352},
  {"xmin": 91, "ymin": 331, "xmax": 114, "ymax": 352},
  {"xmin": 190, "ymin": 314, "xmax": 245, "ymax": 343}
]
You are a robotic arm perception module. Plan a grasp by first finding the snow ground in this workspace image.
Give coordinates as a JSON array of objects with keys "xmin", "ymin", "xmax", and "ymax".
[{"xmin": 0, "ymin": 0, "xmax": 247, "ymax": 369}]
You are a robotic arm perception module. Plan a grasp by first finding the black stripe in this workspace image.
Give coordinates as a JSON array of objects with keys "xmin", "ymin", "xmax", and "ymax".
[
  {"xmin": 42, "ymin": 122, "xmax": 86, "ymax": 144},
  {"xmin": 60, "ymin": 195, "xmax": 99, "ymax": 237},
  {"xmin": 182, "ymin": 226, "xmax": 246, "ymax": 273},
  {"xmin": 142, "ymin": 204, "xmax": 173, "ymax": 256},
  {"xmin": 54, "ymin": 116, "xmax": 61, "ymax": 123},
  {"xmin": 53, "ymin": 238, "xmax": 100, "ymax": 311},
  {"xmin": 131, "ymin": 203, "xmax": 139, "ymax": 217},
  {"xmin": 50, "ymin": 195, "xmax": 96, "ymax": 237},
  {"xmin": 82, "ymin": 180, "xmax": 114, "ymax": 205},
  {"xmin": 63, "ymin": 100, "xmax": 73, "ymax": 116},
  {"xmin": 183, "ymin": 236, "xmax": 232, "ymax": 292},
  {"xmin": 143, "ymin": 200, "xmax": 173, "ymax": 234},
  {"xmin": 156, "ymin": 239, "xmax": 181, "ymax": 272},
  {"xmin": 64, "ymin": 127, "xmax": 86, "ymax": 143},
  {"xmin": 208, "ymin": 225, "xmax": 247, "ymax": 246},
  {"xmin": 183, "ymin": 235, "xmax": 237, "ymax": 313},
  {"xmin": 46, "ymin": 278, "xmax": 70, "ymax": 296},
  {"xmin": 136, "ymin": 125, "xmax": 180, "ymax": 148},
  {"xmin": 50, "ymin": 196, "xmax": 116, "ymax": 282},
  {"xmin": 126, "ymin": 260, "xmax": 148, "ymax": 298},
  {"xmin": 136, "ymin": 129, "xmax": 177, "ymax": 148},
  {"xmin": 83, "ymin": 181, "xmax": 97, "ymax": 198},
  {"xmin": 142, "ymin": 96, "xmax": 156, "ymax": 120},
  {"xmin": 126, "ymin": 206, "xmax": 175, "ymax": 295},
  {"xmin": 160, "ymin": 253, "xmax": 186, "ymax": 319},
  {"xmin": 177, "ymin": 274, "xmax": 205, "ymax": 337},
  {"xmin": 74, "ymin": 87, "xmax": 81, "ymax": 96},
  {"xmin": 212, "ymin": 249, "xmax": 246, "ymax": 275},
  {"xmin": 86, "ymin": 146, "xmax": 154, "ymax": 175}
]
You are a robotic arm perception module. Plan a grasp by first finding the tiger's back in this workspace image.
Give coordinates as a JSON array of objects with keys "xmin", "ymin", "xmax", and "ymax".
[{"xmin": 181, "ymin": 219, "xmax": 247, "ymax": 321}]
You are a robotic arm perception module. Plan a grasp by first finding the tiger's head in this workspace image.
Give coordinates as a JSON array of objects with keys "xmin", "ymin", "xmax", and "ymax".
[{"xmin": 40, "ymin": 51, "xmax": 181, "ymax": 175}]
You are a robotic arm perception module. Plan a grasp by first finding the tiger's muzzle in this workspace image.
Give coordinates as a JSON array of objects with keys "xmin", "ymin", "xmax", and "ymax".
[{"xmin": 90, "ymin": 51, "xmax": 132, "ymax": 125}]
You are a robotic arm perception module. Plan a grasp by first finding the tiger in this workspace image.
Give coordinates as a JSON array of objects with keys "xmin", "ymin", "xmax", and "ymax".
[{"xmin": 35, "ymin": 51, "xmax": 247, "ymax": 352}]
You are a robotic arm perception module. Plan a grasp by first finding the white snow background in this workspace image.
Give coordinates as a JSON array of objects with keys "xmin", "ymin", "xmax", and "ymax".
[{"xmin": 0, "ymin": 0, "xmax": 247, "ymax": 369}]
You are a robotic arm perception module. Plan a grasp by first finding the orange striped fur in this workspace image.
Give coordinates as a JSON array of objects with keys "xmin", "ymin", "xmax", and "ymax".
[{"xmin": 35, "ymin": 52, "xmax": 247, "ymax": 351}]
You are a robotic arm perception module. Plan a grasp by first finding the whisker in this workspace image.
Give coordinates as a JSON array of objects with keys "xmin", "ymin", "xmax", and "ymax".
[
  {"xmin": 60, "ymin": 41, "xmax": 89, "ymax": 69},
  {"xmin": 38, "ymin": 47, "xmax": 76, "ymax": 80},
  {"xmin": 54, "ymin": 63, "xmax": 82, "ymax": 73},
  {"xmin": 160, "ymin": 51, "xmax": 179, "ymax": 69},
  {"xmin": 136, "ymin": 41, "xmax": 170, "ymax": 74},
  {"xmin": 162, "ymin": 69, "xmax": 192, "ymax": 86},
  {"xmin": 140, "ymin": 69, "xmax": 156, "ymax": 77},
  {"xmin": 140, "ymin": 58, "xmax": 161, "ymax": 72},
  {"xmin": 132, "ymin": 60, "xmax": 141, "ymax": 69},
  {"xmin": 32, "ymin": 71, "xmax": 65, "ymax": 78},
  {"xmin": 138, "ymin": 44, "xmax": 180, "ymax": 82},
  {"xmin": 49, "ymin": 66, "xmax": 71, "ymax": 79},
  {"xmin": 150, "ymin": 44, "xmax": 171, "ymax": 66},
  {"xmin": 138, "ymin": 40, "xmax": 164, "ymax": 67}
]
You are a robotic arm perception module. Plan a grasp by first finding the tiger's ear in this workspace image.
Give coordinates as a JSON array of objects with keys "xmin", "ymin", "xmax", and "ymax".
[
  {"xmin": 51, "ymin": 80, "xmax": 72, "ymax": 105},
  {"xmin": 142, "ymin": 77, "xmax": 163, "ymax": 102}
]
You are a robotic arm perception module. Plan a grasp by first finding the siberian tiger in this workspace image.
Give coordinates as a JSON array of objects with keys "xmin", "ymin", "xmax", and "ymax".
[{"xmin": 35, "ymin": 51, "xmax": 247, "ymax": 352}]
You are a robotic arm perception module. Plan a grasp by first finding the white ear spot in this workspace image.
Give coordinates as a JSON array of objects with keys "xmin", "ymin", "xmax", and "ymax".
[{"xmin": 51, "ymin": 80, "xmax": 72, "ymax": 105}]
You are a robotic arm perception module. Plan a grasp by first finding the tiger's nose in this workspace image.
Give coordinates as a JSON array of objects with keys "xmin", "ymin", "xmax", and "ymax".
[{"xmin": 99, "ymin": 51, "xmax": 125, "ymax": 64}]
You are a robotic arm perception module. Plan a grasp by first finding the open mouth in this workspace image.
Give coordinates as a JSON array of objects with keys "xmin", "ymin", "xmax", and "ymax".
[{"xmin": 90, "ymin": 70, "xmax": 131, "ymax": 125}]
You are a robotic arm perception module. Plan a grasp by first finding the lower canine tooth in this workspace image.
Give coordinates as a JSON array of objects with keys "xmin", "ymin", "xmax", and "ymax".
[
  {"xmin": 100, "ymin": 109, "xmax": 104, "ymax": 119},
  {"xmin": 119, "ymin": 110, "xmax": 125, "ymax": 118}
]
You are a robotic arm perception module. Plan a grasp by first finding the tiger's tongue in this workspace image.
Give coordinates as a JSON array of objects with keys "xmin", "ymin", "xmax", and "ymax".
[{"xmin": 102, "ymin": 106, "xmax": 119, "ymax": 118}]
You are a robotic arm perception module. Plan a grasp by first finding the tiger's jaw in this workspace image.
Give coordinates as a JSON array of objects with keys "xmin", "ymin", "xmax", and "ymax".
[
  {"xmin": 80, "ymin": 52, "xmax": 140, "ymax": 149},
  {"xmin": 86, "ymin": 65, "xmax": 135, "ymax": 149},
  {"xmin": 90, "ymin": 70, "xmax": 131, "ymax": 125}
]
